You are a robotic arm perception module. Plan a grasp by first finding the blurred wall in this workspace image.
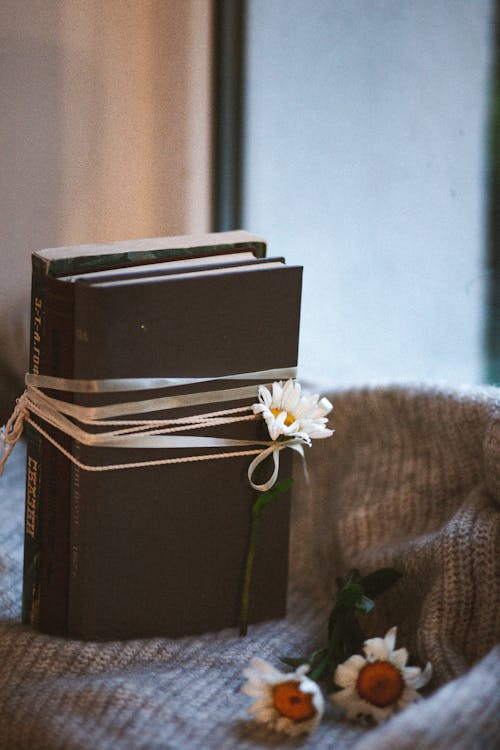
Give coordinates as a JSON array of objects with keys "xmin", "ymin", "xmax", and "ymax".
[
  {"xmin": 243, "ymin": 0, "xmax": 494, "ymax": 386},
  {"xmin": 0, "ymin": 0, "xmax": 213, "ymax": 386}
]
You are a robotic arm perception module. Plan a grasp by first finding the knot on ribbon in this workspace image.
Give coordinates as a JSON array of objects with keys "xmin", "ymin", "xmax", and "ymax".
[
  {"xmin": 247, "ymin": 439, "xmax": 305, "ymax": 492},
  {"xmin": 0, "ymin": 391, "xmax": 29, "ymax": 477}
]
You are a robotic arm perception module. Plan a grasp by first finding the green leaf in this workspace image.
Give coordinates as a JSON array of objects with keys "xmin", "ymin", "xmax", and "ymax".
[
  {"xmin": 346, "ymin": 569, "xmax": 361, "ymax": 585},
  {"xmin": 280, "ymin": 656, "xmax": 309, "ymax": 668},
  {"xmin": 359, "ymin": 568, "xmax": 402, "ymax": 598},
  {"xmin": 280, "ymin": 647, "xmax": 328, "ymax": 671},
  {"xmin": 308, "ymin": 650, "xmax": 334, "ymax": 682},
  {"xmin": 251, "ymin": 478, "xmax": 293, "ymax": 519},
  {"xmin": 341, "ymin": 614, "xmax": 365, "ymax": 657},
  {"xmin": 335, "ymin": 582, "xmax": 364, "ymax": 609}
]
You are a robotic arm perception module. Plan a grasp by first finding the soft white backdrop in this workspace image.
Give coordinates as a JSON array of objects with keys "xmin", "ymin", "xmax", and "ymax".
[{"xmin": 243, "ymin": 0, "xmax": 494, "ymax": 386}]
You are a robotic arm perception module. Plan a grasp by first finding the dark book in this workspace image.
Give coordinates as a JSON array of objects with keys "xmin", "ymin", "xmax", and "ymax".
[
  {"xmin": 67, "ymin": 263, "xmax": 302, "ymax": 638},
  {"xmin": 23, "ymin": 231, "xmax": 267, "ymax": 634},
  {"xmin": 24, "ymin": 232, "xmax": 303, "ymax": 639}
]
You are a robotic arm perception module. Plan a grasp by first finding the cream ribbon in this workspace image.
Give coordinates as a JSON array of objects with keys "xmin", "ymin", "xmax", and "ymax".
[
  {"xmin": 0, "ymin": 369, "xmax": 303, "ymax": 491},
  {"xmin": 246, "ymin": 441, "xmax": 305, "ymax": 492},
  {"xmin": 25, "ymin": 367, "xmax": 298, "ymax": 393}
]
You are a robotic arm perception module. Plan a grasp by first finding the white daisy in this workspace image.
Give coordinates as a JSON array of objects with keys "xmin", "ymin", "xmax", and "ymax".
[
  {"xmin": 252, "ymin": 379, "xmax": 333, "ymax": 443},
  {"xmin": 241, "ymin": 657, "xmax": 324, "ymax": 736},
  {"xmin": 331, "ymin": 627, "xmax": 432, "ymax": 724}
]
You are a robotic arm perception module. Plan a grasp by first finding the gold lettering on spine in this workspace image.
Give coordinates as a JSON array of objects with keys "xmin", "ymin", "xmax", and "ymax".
[
  {"xmin": 71, "ymin": 446, "xmax": 81, "ymax": 579},
  {"xmin": 32, "ymin": 296, "xmax": 43, "ymax": 374},
  {"xmin": 25, "ymin": 456, "xmax": 39, "ymax": 538}
]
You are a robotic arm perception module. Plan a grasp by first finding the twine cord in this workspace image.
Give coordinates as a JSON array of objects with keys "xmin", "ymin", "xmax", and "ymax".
[{"xmin": 0, "ymin": 393, "xmax": 29, "ymax": 477}]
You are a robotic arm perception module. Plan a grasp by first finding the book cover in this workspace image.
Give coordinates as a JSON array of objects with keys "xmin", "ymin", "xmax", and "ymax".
[{"xmin": 67, "ymin": 264, "xmax": 302, "ymax": 638}]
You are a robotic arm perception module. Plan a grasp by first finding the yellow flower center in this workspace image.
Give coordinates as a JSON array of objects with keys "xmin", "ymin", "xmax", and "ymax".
[
  {"xmin": 272, "ymin": 680, "xmax": 316, "ymax": 722},
  {"xmin": 356, "ymin": 661, "xmax": 404, "ymax": 708},
  {"xmin": 271, "ymin": 408, "xmax": 295, "ymax": 427}
]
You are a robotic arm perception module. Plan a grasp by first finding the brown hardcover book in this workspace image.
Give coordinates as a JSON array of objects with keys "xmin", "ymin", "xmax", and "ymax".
[
  {"xmin": 23, "ymin": 231, "xmax": 267, "ymax": 634},
  {"xmin": 66, "ymin": 263, "xmax": 302, "ymax": 638}
]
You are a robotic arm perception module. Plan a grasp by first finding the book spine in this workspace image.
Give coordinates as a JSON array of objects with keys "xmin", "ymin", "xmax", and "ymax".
[
  {"xmin": 22, "ymin": 264, "xmax": 75, "ymax": 634},
  {"xmin": 67, "ymin": 286, "xmax": 93, "ymax": 638},
  {"xmin": 37, "ymin": 277, "xmax": 75, "ymax": 634},
  {"xmin": 68, "ymin": 442, "xmax": 84, "ymax": 636},
  {"xmin": 22, "ymin": 257, "xmax": 46, "ymax": 627}
]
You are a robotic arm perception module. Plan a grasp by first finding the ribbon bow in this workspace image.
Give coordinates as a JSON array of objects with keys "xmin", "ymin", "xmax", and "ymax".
[{"xmin": 247, "ymin": 439, "xmax": 305, "ymax": 492}]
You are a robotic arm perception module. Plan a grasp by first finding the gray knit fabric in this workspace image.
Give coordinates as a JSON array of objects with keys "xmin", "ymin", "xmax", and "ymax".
[{"xmin": 0, "ymin": 385, "xmax": 499, "ymax": 750}]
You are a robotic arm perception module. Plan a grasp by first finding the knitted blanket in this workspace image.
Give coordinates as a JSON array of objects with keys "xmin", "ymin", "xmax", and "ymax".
[{"xmin": 0, "ymin": 385, "xmax": 499, "ymax": 749}]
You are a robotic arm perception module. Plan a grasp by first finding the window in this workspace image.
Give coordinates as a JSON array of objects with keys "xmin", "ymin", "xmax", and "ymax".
[{"xmin": 215, "ymin": 0, "xmax": 498, "ymax": 386}]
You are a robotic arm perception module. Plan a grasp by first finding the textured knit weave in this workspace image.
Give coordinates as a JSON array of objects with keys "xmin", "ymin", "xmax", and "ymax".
[{"xmin": 0, "ymin": 385, "xmax": 499, "ymax": 750}]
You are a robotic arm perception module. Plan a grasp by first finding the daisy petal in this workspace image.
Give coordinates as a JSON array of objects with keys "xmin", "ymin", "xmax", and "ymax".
[
  {"xmin": 248, "ymin": 657, "xmax": 282, "ymax": 680},
  {"xmin": 401, "ymin": 665, "xmax": 421, "ymax": 682},
  {"xmin": 344, "ymin": 697, "xmax": 373, "ymax": 720},
  {"xmin": 390, "ymin": 647, "xmax": 409, "ymax": 670},
  {"xmin": 274, "ymin": 715, "xmax": 293, "ymax": 734},
  {"xmin": 258, "ymin": 384, "xmax": 272, "ymax": 407},
  {"xmin": 409, "ymin": 661, "xmax": 433, "ymax": 689},
  {"xmin": 284, "ymin": 380, "xmax": 301, "ymax": 410},
  {"xmin": 370, "ymin": 704, "xmax": 394, "ymax": 724},
  {"xmin": 247, "ymin": 699, "xmax": 274, "ymax": 715},
  {"xmin": 254, "ymin": 707, "xmax": 277, "ymax": 723},
  {"xmin": 315, "ymin": 397, "xmax": 333, "ymax": 416},
  {"xmin": 335, "ymin": 655, "xmax": 366, "ymax": 687},
  {"xmin": 384, "ymin": 626, "xmax": 397, "ymax": 652},
  {"xmin": 363, "ymin": 637, "xmax": 389, "ymax": 662},
  {"xmin": 398, "ymin": 686, "xmax": 421, "ymax": 708},
  {"xmin": 241, "ymin": 684, "xmax": 266, "ymax": 698},
  {"xmin": 283, "ymin": 719, "xmax": 308, "ymax": 737},
  {"xmin": 271, "ymin": 381, "xmax": 283, "ymax": 405},
  {"xmin": 296, "ymin": 664, "xmax": 310, "ymax": 677},
  {"xmin": 306, "ymin": 424, "xmax": 334, "ymax": 439}
]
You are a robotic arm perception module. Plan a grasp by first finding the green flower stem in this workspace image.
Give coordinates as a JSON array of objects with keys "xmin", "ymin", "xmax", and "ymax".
[
  {"xmin": 239, "ymin": 512, "xmax": 259, "ymax": 637},
  {"xmin": 239, "ymin": 479, "xmax": 293, "ymax": 637}
]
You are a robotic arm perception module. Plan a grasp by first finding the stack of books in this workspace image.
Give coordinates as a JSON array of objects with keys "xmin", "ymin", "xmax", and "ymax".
[{"xmin": 24, "ymin": 231, "xmax": 303, "ymax": 639}]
